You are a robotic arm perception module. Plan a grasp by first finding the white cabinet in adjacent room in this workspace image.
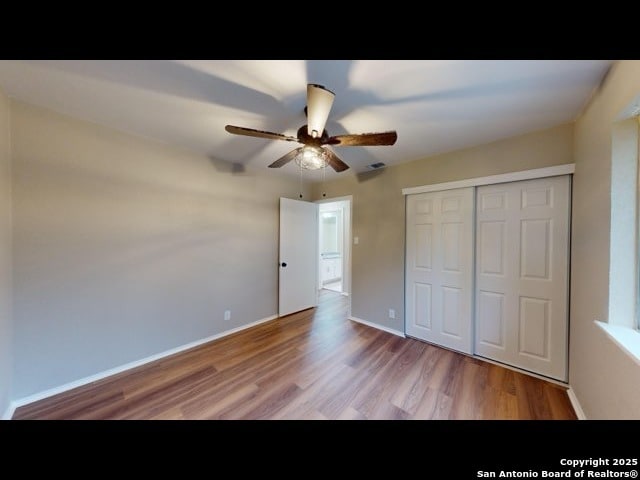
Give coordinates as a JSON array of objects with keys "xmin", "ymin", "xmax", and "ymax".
[{"xmin": 321, "ymin": 255, "xmax": 342, "ymax": 284}]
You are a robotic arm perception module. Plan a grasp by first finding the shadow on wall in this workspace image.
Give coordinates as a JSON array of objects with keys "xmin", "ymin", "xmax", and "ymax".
[
  {"xmin": 15, "ymin": 153, "xmax": 281, "ymax": 292},
  {"xmin": 12, "ymin": 146, "xmax": 302, "ymax": 397},
  {"xmin": 355, "ymin": 169, "xmax": 386, "ymax": 183},
  {"xmin": 208, "ymin": 155, "xmax": 247, "ymax": 175}
]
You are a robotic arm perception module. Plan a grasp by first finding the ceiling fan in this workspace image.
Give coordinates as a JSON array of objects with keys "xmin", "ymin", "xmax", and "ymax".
[{"xmin": 225, "ymin": 84, "xmax": 398, "ymax": 172}]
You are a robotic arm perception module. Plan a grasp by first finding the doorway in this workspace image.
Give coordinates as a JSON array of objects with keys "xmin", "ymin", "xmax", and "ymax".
[{"xmin": 316, "ymin": 197, "xmax": 352, "ymax": 304}]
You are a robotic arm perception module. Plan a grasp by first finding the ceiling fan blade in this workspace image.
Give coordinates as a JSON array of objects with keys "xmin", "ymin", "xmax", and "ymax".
[
  {"xmin": 324, "ymin": 149, "xmax": 350, "ymax": 172},
  {"xmin": 327, "ymin": 131, "xmax": 398, "ymax": 147},
  {"xmin": 268, "ymin": 148, "xmax": 303, "ymax": 168},
  {"xmin": 225, "ymin": 125, "xmax": 299, "ymax": 142},
  {"xmin": 306, "ymin": 84, "xmax": 335, "ymax": 138}
]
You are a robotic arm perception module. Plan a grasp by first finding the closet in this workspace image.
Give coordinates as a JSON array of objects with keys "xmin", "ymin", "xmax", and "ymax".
[
  {"xmin": 405, "ymin": 187, "xmax": 475, "ymax": 354},
  {"xmin": 405, "ymin": 174, "xmax": 571, "ymax": 381}
]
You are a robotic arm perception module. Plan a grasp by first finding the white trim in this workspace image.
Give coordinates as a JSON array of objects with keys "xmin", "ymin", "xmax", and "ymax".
[
  {"xmin": 1, "ymin": 403, "xmax": 15, "ymax": 420},
  {"xmin": 401, "ymin": 164, "xmax": 575, "ymax": 195},
  {"xmin": 567, "ymin": 387, "xmax": 587, "ymax": 420},
  {"xmin": 349, "ymin": 316, "xmax": 405, "ymax": 338},
  {"xmin": 10, "ymin": 314, "xmax": 279, "ymax": 412},
  {"xmin": 315, "ymin": 194, "xmax": 353, "ymax": 205},
  {"xmin": 595, "ymin": 320, "xmax": 640, "ymax": 366}
]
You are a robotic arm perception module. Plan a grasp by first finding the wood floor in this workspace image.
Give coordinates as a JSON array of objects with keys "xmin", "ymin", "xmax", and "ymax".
[{"xmin": 14, "ymin": 290, "xmax": 577, "ymax": 420}]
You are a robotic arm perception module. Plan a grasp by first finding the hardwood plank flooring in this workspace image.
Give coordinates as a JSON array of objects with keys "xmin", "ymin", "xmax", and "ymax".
[{"xmin": 13, "ymin": 289, "xmax": 577, "ymax": 420}]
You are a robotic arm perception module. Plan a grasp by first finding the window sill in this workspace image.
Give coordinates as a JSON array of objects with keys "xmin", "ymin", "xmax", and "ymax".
[{"xmin": 595, "ymin": 321, "xmax": 640, "ymax": 366}]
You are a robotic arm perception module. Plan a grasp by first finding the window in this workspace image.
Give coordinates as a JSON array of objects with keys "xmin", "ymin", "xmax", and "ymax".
[
  {"xmin": 607, "ymin": 117, "xmax": 639, "ymax": 329},
  {"xmin": 637, "ymin": 115, "xmax": 640, "ymax": 330},
  {"xmin": 597, "ymin": 115, "xmax": 640, "ymax": 361}
]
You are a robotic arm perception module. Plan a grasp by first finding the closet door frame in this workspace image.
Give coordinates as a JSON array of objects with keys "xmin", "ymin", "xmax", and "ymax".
[
  {"xmin": 402, "ymin": 165, "xmax": 574, "ymax": 196},
  {"xmin": 403, "ymin": 164, "xmax": 574, "ymax": 382}
]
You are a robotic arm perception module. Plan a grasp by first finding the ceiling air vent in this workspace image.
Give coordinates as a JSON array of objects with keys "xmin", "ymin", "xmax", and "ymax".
[{"xmin": 367, "ymin": 162, "xmax": 386, "ymax": 170}]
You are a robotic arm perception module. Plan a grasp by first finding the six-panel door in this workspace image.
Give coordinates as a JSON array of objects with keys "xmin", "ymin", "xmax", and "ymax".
[
  {"xmin": 474, "ymin": 176, "xmax": 570, "ymax": 381},
  {"xmin": 405, "ymin": 187, "xmax": 475, "ymax": 354}
]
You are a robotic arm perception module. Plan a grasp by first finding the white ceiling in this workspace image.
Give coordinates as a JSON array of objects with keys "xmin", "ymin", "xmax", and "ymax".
[{"xmin": 0, "ymin": 60, "xmax": 612, "ymax": 180}]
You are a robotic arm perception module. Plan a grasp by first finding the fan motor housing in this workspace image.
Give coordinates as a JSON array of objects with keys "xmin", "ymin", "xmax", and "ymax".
[{"xmin": 297, "ymin": 125, "xmax": 329, "ymax": 147}]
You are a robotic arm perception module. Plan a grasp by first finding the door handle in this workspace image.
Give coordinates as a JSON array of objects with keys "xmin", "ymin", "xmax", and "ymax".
[{"xmin": 280, "ymin": 262, "xmax": 287, "ymax": 267}]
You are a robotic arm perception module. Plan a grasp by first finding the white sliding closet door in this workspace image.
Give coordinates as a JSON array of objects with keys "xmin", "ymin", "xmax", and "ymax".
[
  {"xmin": 475, "ymin": 176, "xmax": 570, "ymax": 381},
  {"xmin": 405, "ymin": 188, "xmax": 474, "ymax": 354}
]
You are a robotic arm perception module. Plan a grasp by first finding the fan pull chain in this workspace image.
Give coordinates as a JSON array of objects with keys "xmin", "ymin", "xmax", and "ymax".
[
  {"xmin": 299, "ymin": 161, "xmax": 303, "ymax": 199},
  {"xmin": 322, "ymin": 159, "xmax": 326, "ymax": 197}
]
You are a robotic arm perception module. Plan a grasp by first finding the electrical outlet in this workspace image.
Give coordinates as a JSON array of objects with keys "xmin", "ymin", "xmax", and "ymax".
[
  {"xmin": 224, "ymin": 310, "xmax": 231, "ymax": 321},
  {"xmin": 389, "ymin": 309, "xmax": 395, "ymax": 319}
]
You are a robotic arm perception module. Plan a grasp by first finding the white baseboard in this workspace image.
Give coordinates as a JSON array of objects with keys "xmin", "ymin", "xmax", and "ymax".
[
  {"xmin": 1, "ymin": 403, "xmax": 16, "ymax": 420},
  {"xmin": 349, "ymin": 316, "xmax": 405, "ymax": 338},
  {"xmin": 567, "ymin": 387, "xmax": 587, "ymax": 420},
  {"xmin": 9, "ymin": 314, "xmax": 279, "ymax": 414}
]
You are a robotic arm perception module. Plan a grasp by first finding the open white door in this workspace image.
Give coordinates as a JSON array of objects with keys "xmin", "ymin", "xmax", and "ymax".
[{"xmin": 279, "ymin": 198, "xmax": 319, "ymax": 317}]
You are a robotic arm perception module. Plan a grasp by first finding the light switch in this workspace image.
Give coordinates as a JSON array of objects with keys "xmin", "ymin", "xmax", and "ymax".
[{"xmin": 354, "ymin": 236, "xmax": 359, "ymax": 245}]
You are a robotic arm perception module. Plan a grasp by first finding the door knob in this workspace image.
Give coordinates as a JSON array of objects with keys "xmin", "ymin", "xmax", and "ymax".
[{"xmin": 281, "ymin": 262, "xmax": 287, "ymax": 267}]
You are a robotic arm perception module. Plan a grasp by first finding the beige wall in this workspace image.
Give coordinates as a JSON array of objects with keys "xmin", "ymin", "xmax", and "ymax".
[
  {"xmin": 312, "ymin": 123, "xmax": 573, "ymax": 332},
  {"xmin": 11, "ymin": 100, "xmax": 309, "ymax": 399},
  {"xmin": 0, "ymin": 87, "xmax": 12, "ymax": 416},
  {"xmin": 570, "ymin": 60, "xmax": 640, "ymax": 419}
]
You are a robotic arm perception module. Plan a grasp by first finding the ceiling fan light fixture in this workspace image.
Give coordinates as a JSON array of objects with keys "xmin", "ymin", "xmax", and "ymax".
[
  {"xmin": 306, "ymin": 84, "xmax": 335, "ymax": 138},
  {"xmin": 294, "ymin": 146, "xmax": 329, "ymax": 170},
  {"xmin": 226, "ymin": 82, "xmax": 397, "ymax": 173}
]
